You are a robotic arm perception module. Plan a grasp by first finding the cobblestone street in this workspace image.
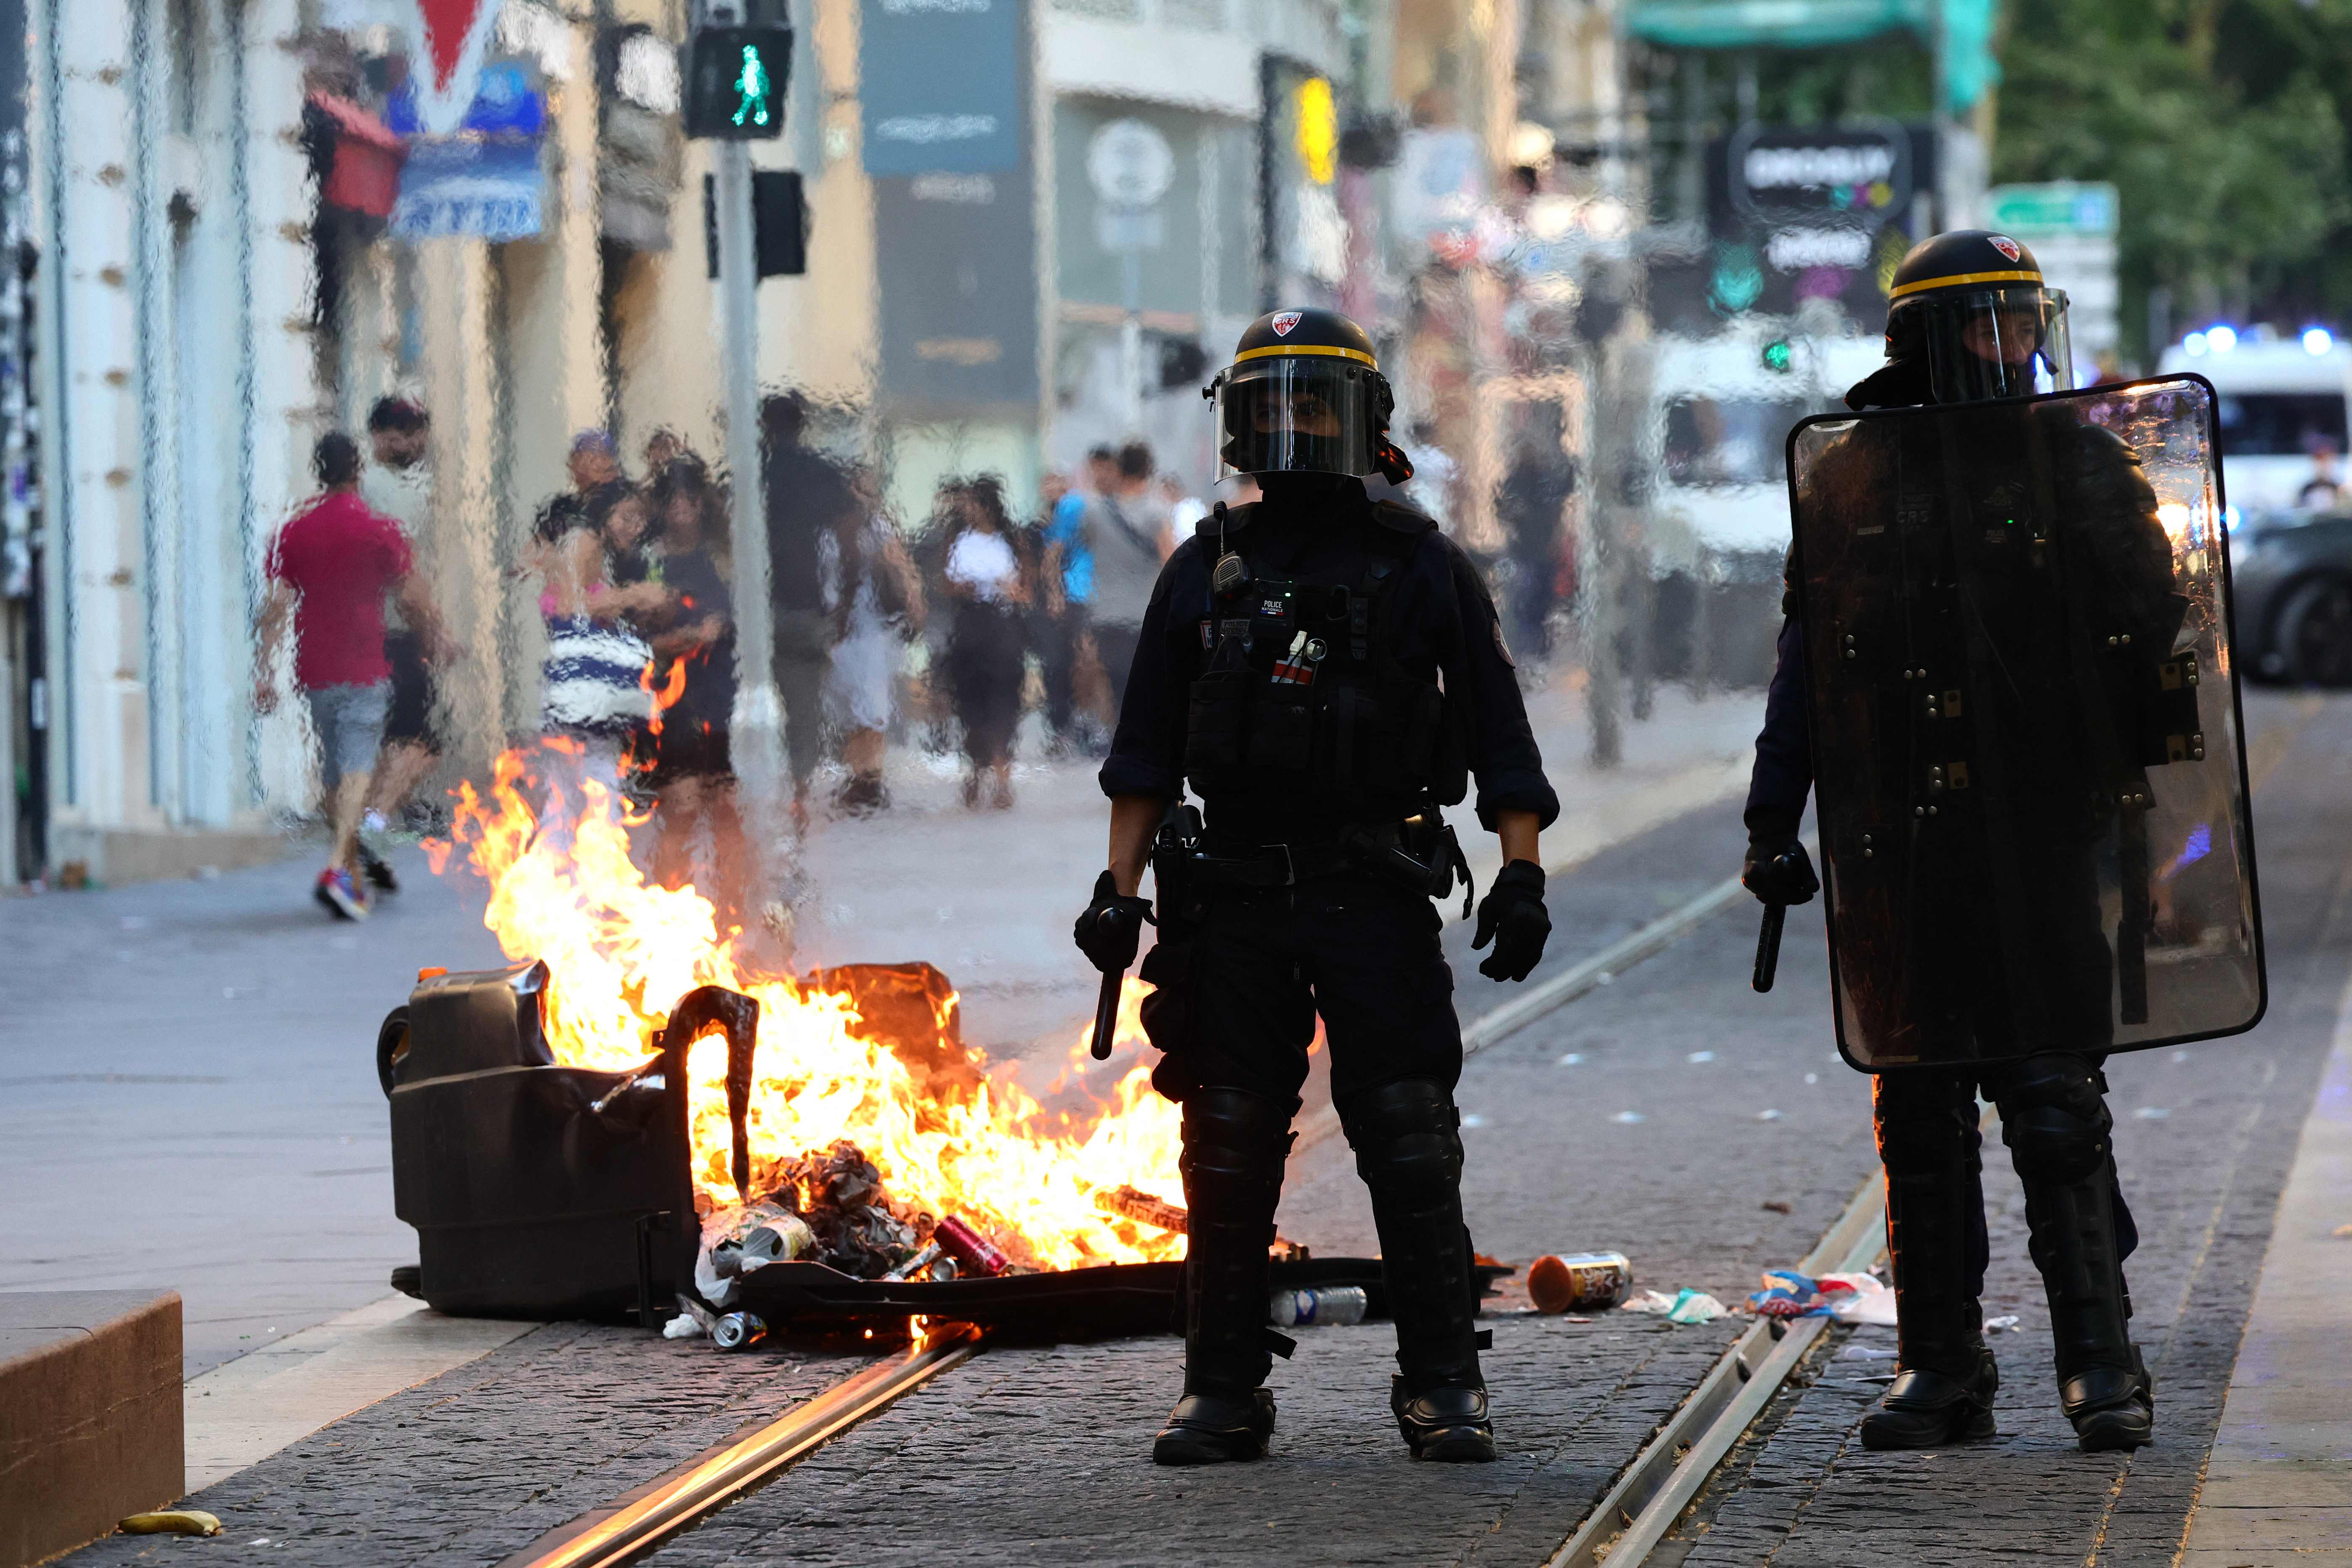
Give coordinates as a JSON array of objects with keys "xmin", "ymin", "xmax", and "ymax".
[{"xmin": 24, "ymin": 694, "xmax": 2352, "ymax": 1567}]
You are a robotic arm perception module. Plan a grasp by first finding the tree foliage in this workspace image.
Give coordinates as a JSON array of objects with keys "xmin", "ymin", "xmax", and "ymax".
[{"xmin": 1995, "ymin": 0, "xmax": 2352, "ymax": 360}]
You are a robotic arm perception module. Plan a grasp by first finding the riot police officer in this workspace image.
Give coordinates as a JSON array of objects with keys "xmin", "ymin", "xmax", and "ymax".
[
  {"xmin": 1745, "ymin": 231, "xmax": 2164, "ymax": 1453},
  {"xmin": 1074, "ymin": 308, "xmax": 1558, "ymax": 1465}
]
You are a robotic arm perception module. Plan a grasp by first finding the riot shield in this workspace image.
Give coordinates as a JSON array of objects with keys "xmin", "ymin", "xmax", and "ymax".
[{"xmin": 1787, "ymin": 375, "xmax": 2264, "ymax": 1072}]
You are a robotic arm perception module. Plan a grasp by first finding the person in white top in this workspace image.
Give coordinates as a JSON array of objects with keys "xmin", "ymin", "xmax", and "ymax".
[
  {"xmin": 356, "ymin": 396, "xmax": 439, "ymax": 885},
  {"xmin": 939, "ymin": 477, "xmax": 1030, "ymax": 809}
]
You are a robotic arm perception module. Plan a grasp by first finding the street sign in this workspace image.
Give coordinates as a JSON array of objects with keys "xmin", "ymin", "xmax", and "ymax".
[
  {"xmin": 1985, "ymin": 182, "xmax": 2119, "ymax": 238},
  {"xmin": 411, "ymin": 0, "xmax": 509, "ymax": 138},
  {"xmin": 1086, "ymin": 119, "xmax": 1175, "ymax": 210},
  {"xmin": 1725, "ymin": 120, "xmax": 1912, "ymax": 234}
]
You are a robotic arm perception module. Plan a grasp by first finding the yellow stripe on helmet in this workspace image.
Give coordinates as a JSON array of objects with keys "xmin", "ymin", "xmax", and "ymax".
[
  {"xmin": 1888, "ymin": 267, "xmax": 2045, "ymax": 300},
  {"xmin": 1234, "ymin": 343, "xmax": 1379, "ymax": 367}
]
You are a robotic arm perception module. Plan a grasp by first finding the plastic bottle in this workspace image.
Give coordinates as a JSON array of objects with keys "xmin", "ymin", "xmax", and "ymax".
[{"xmin": 1267, "ymin": 1285, "xmax": 1369, "ymax": 1327}]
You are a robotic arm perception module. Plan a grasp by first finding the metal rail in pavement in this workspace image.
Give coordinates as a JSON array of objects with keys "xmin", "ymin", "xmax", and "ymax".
[{"xmin": 507, "ymin": 865, "xmax": 1781, "ymax": 1568}]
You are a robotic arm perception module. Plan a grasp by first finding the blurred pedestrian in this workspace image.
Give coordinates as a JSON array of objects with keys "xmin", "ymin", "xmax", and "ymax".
[
  {"xmin": 2298, "ymin": 436, "xmax": 2343, "ymax": 510},
  {"xmin": 1087, "ymin": 440, "xmax": 1174, "ymax": 710},
  {"xmin": 941, "ymin": 476, "xmax": 1028, "ymax": 810},
  {"xmin": 1161, "ymin": 472, "xmax": 1209, "ymax": 534},
  {"xmin": 252, "ymin": 432, "xmax": 454, "ymax": 921},
  {"xmin": 535, "ymin": 429, "xmax": 631, "ymax": 552},
  {"xmin": 824, "ymin": 465, "xmax": 926, "ymax": 816},
  {"xmin": 643, "ymin": 426, "xmax": 691, "ymax": 475},
  {"xmin": 643, "ymin": 457, "xmax": 749, "ymax": 921},
  {"xmin": 762, "ymin": 393, "xmax": 860, "ymax": 833},
  {"xmin": 1496, "ymin": 409, "xmax": 1576, "ymax": 664},
  {"xmin": 537, "ymin": 481, "xmax": 667, "ymax": 776},
  {"xmin": 358, "ymin": 395, "xmax": 439, "ymax": 875},
  {"xmin": 1040, "ymin": 446, "xmax": 1116, "ymax": 754}
]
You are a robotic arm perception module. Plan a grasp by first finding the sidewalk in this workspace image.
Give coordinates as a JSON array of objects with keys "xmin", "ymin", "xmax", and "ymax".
[{"xmin": 2180, "ymin": 973, "xmax": 2352, "ymax": 1566}]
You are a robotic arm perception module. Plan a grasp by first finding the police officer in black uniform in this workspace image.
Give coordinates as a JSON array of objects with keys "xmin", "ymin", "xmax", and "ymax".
[
  {"xmin": 1745, "ymin": 231, "xmax": 2162, "ymax": 1453},
  {"xmin": 1074, "ymin": 308, "xmax": 1558, "ymax": 1465}
]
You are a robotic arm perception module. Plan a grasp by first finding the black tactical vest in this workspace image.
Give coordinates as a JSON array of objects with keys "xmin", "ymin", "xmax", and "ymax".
[{"xmin": 1181, "ymin": 501, "xmax": 1469, "ymax": 825}]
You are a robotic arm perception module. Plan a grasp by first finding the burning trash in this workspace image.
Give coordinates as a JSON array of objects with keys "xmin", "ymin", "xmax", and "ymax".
[{"xmin": 383, "ymin": 746, "xmax": 1477, "ymax": 1343}]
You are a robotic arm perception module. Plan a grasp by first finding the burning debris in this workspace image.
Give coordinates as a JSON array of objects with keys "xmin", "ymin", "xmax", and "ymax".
[{"xmin": 422, "ymin": 747, "xmax": 1190, "ymax": 1279}]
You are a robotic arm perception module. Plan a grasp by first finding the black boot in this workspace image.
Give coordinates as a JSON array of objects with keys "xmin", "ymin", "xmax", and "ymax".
[
  {"xmin": 1153, "ymin": 1087, "xmax": 1293, "ymax": 1465},
  {"xmin": 1860, "ymin": 1073, "xmax": 1999, "ymax": 1451},
  {"xmin": 2002, "ymin": 1058, "xmax": 2154, "ymax": 1453},
  {"xmin": 1344, "ymin": 1079, "xmax": 1495, "ymax": 1462}
]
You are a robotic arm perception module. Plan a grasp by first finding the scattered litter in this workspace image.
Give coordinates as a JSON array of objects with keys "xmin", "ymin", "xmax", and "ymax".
[
  {"xmin": 712, "ymin": 1310, "xmax": 767, "ymax": 1351},
  {"xmin": 1269, "ymin": 1285, "xmax": 1368, "ymax": 1327},
  {"xmin": 1844, "ymin": 1373, "xmax": 1899, "ymax": 1385},
  {"xmin": 1984, "ymin": 1314, "xmax": 2021, "ymax": 1333},
  {"xmin": 1623, "ymin": 1288, "xmax": 1727, "ymax": 1325},
  {"xmin": 1822, "ymin": 1272, "xmax": 1897, "ymax": 1325},
  {"xmin": 1761, "ymin": 1200, "xmax": 1793, "ymax": 1214},
  {"xmin": 1688, "ymin": 1051, "xmax": 1715, "ymax": 1064},
  {"xmin": 1611, "ymin": 1111, "xmax": 1646, "ymax": 1124},
  {"xmin": 1836, "ymin": 1343, "xmax": 1898, "ymax": 1361},
  {"xmin": 1095, "ymin": 1185, "xmax": 1187, "ymax": 1235},
  {"xmin": 118, "ymin": 1512, "xmax": 221, "ymax": 1538},
  {"xmin": 1757, "ymin": 1108, "xmax": 1783, "ymax": 1121},
  {"xmin": 1558, "ymin": 1053, "xmax": 1584, "ymax": 1066},
  {"xmin": 1746, "ymin": 1268, "xmax": 1894, "ymax": 1324},
  {"xmin": 661, "ymin": 1312, "xmax": 703, "ymax": 1340},
  {"xmin": 2134, "ymin": 1107, "xmax": 2171, "ymax": 1120},
  {"xmin": 1528, "ymin": 1251, "xmax": 1635, "ymax": 1313}
]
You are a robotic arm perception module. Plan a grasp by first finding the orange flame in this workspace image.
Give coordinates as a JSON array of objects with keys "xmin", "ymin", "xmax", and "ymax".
[{"xmin": 430, "ymin": 745, "xmax": 1186, "ymax": 1271}]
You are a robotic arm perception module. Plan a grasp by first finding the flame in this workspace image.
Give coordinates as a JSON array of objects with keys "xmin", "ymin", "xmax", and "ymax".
[{"xmin": 430, "ymin": 745, "xmax": 1187, "ymax": 1271}]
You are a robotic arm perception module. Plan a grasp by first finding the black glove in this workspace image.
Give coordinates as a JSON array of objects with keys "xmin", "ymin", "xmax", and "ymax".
[
  {"xmin": 1472, "ymin": 860, "xmax": 1550, "ymax": 982},
  {"xmin": 1741, "ymin": 837, "xmax": 1819, "ymax": 906},
  {"xmin": 1074, "ymin": 869, "xmax": 1155, "ymax": 975}
]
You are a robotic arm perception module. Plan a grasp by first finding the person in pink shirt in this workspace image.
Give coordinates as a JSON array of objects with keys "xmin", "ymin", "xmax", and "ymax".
[{"xmin": 253, "ymin": 433, "xmax": 454, "ymax": 920}]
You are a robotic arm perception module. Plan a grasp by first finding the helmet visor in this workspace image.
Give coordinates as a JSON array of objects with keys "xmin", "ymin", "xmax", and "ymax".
[
  {"xmin": 1917, "ymin": 285, "xmax": 2074, "ymax": 403},
  {"xmin": 1213, "ymin": 358, "xmax": 1376, "ymax": 479}
]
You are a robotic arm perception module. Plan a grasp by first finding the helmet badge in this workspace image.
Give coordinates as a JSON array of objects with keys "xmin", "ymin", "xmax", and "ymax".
[
  {"xmin": 1988, "ymin": 235, "xmax": 2021, "ymax": 262},
  {"xmin": 1271, "ymin": 311, "xmax": 1303, "ymax": 336}
]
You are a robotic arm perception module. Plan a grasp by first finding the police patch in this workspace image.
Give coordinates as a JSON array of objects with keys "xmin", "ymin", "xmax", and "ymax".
[
  {"xmin": 1271, "ymin": 311, "xmax": 1303, "ymax": 337},
  {"xmin": 1492, "ymin": 614, "xmax": 1516, "ymax": 668},
  {"xmin": 1988, "ymin": 235, "xmax": 2021, "ymax": 262}
]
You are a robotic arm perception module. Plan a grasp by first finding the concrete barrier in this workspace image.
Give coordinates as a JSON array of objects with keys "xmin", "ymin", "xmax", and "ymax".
[{"xmin": 0, "ymin": 1291, "xmax": 183, "ymax": 1568}]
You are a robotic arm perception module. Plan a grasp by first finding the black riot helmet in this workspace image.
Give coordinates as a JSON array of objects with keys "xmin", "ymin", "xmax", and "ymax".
[
  {"xmin": 1878, "ymin": 230, "xmax": 2074, "ymax": 405},
  {"xmin": 1206, "ymin": 308, "xmax": 1413, "ymax": 483}
]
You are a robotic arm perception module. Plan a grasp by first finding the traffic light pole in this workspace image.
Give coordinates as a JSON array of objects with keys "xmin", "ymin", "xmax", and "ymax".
[{"xmin": 714, "ymin": 138, "xmax": 781, "ymax": 821}]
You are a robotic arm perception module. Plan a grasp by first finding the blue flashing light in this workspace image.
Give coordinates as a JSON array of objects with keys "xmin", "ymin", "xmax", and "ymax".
[
  {"xmin": 2305, "ymin": 327, "xmax": 2335, "ymax": 356},
  {"xmin": 2207, "ymin": 324, "xmax": 2240, "ymax": 354},
  {"xmin": 2183, "ymin": 332, "xmax": 2209, "ymax": 357}
]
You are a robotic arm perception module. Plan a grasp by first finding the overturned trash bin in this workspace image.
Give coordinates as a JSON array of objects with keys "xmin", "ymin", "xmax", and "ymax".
[{"xmin": 381, "ymin": 960, "xmax": 756, "ymax": 1322}]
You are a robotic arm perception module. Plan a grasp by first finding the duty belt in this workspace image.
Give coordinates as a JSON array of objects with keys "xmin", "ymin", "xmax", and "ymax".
[{"xmin": 1185, "ymin": 820, "xmax": 1475, "ymax": 915}]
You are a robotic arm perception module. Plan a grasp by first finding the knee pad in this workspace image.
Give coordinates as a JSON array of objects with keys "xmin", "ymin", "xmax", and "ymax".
[
  {"xmin": 1873, "ymin": 1074, "xmax": 1980, "ymax": 1179},
  {"xmin": 1997, "ymin": 1055, "xmax": 2112, "ymax": 1185},
  {"xmin": 1180, "ymin": 1087, "xmax": 1295, "ymax": 1187},
  {"xmin": 1338, "ymin": 1078, "xmax": 1462, "ymax": 1200}
]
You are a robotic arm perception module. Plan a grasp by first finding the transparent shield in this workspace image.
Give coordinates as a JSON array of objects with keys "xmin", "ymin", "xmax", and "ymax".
[{"xmin": 1788, "ymin": 375, "xmax": 2265, "ymax": 1071}]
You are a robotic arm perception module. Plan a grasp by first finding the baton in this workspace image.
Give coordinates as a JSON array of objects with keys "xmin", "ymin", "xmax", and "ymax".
[
  {"xmin": 1752, "ymin": 902, "xmax": 1787, "ymax": 993},
  {"xmin": 1090, "ymin": 964, "xmax": 1126, "ymax": 1060}
]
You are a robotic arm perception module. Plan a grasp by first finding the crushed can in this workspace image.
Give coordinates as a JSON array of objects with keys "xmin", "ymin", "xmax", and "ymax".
[
  {"xmin": 934, "ymin": 1215, "xmax": 1010, "ymax": 1277},
  {"xmin": 712, "ymin": 1310, "xmax": 767, "ymax": 1350},
  {"xmin": 1528, "ymin": 1251, "xmax": 1634, "ymax": 1314}
]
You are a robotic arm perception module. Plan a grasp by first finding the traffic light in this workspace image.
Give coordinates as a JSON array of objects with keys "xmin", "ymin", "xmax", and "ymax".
[
  {"xmin": 684, "ymin": 4, "xmax": 790, "ymax": 140},
  {"xmin": 1760, "ymin": 338, "xmax": 1794, "ymax": 374}
]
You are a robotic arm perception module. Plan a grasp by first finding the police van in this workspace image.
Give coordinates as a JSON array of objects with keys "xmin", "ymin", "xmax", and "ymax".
[{"xmin": 2156, "ymin": 328, "xmax": 2352, "ymax": 512}]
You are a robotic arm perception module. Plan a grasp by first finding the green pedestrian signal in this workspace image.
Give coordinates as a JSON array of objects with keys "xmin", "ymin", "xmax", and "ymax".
[
  {"xmin": 732, "ymin": 44, "xmax": 772, "ymax": 128},
  {"xmin": 685, "ymin": 24, "xmax": 791, "ymax": 140},
  {"xmin": 1761, "ymin": 338, "xmax": 1794, "ymax": 374}
]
